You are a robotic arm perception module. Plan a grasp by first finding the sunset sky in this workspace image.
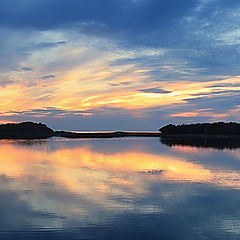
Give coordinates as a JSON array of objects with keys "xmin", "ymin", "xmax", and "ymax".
[{"xmin": 1, "ymin": 0, "xmax": 240, "ymax": 130}]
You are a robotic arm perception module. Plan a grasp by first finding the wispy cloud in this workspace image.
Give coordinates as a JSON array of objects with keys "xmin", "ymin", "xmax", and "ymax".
[
  {"xmin": 16, "ymin": 67, "xmax": 33, "ymax": 72},
  {"xmin": 0, "ymin": 0, "xmax": 240, "ymax": 128},
  {"xmin": 41, "ymin": 75, "xmax": 56, "ymax": 80},
  {"xmin": 138, "ymin": 88, "xmax": 171, "ymax": 94}
]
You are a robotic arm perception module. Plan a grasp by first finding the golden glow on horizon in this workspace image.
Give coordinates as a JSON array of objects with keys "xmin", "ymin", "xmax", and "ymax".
[
  {"xmin": 1, "ymin": 30, "xmax": 240, "ymax": 123},
  {"xmin": 1, "ymin": 40, "xmax": 240, "ymax": 121}
]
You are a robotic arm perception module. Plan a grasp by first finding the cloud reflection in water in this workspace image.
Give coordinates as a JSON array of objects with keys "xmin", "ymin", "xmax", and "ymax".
[{"xmin": 0, "ymin": 138, "xmax": 239, "ymax": 239}]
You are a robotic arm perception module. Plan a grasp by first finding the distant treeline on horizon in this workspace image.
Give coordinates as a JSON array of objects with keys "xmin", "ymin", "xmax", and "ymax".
[{"xmin": 1, "ymin": 121, "xmax": 240, "ymax": 139}]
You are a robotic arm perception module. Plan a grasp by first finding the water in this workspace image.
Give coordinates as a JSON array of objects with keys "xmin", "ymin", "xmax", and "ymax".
[{"xmin": 0, "ymin": 137, "xmax": 240, "ymax": 239}]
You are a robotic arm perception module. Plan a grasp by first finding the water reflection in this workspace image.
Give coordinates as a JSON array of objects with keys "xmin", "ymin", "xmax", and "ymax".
[
  {"xmin": 161, "ymin": 135, "xmax": 240, "ymax": 150},
  {"xmin": 0, "ymin": 138, "xmax": 240, "ymax": 239}
]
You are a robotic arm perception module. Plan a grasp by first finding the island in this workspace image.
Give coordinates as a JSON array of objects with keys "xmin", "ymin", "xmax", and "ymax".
[
  {"xmin": 0, "ymin": 122, "xmax": 161, "ymax": 139},
  {"xmin": 0, "ymin": 122, "xmax": 54, "ymax": 139},
  {"xmin": 1, "ymin": 121, "xmax": 240, "ymax": 150},
  {"xmin": 159, "ymin": 122, "xmax": 240, "ymax": 150},
  {"xmin": 159, "ymin": 122, "xmax": 240, "ymax": 135}
]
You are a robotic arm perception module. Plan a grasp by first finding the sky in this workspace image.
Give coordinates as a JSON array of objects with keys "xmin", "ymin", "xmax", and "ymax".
[{"xmin": 1, "ymin": 0, "xmax": 240, "ymax": 130}]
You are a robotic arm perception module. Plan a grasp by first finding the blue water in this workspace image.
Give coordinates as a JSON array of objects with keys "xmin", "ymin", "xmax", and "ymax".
[{"xmin": 0, "ymin": 137, "xmax": 240, "ymax": 239}]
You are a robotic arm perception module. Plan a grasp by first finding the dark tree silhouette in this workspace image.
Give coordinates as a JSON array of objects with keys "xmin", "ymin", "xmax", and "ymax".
[
  {"xmin": 159, "ymin": 122, "xmax": 240, "ymax": 135},
  {"xmin": 0, "ymin": 122, "xmax": 54, "ymax": 139}
]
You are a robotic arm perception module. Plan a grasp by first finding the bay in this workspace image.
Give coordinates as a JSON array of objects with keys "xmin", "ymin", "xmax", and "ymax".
[{"xmin": 0, "ymin": 137, "xmax": 240, "ymax": 239}]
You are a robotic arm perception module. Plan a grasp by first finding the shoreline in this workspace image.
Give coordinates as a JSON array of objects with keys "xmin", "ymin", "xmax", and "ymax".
[
  {"xmin": 1, "ymin": 121, "xmax": 240, "ymax": 140},
  {"xmin": 1, "ymin": 131, "xmax": 240, "ymax": 139},
  {"xmin": 160, "ymin": 133, "xmax": 240, "ymax": 138},
  {"xmin": 54, "ymin": 131, "xmax": 162, "ymax": 138},
  {"xmin": 55, "ymin": 131, "xmax": 240, "ymax": 139}
]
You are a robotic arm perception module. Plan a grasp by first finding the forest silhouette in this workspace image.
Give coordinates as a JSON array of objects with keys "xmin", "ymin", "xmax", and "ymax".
[
  {"xmin": 159, "ymin": 122, "xmax": 240, "ymax": 150},
  {"xmin": 160, "ymin": 122, "xmax": 240, "ymax": 135}
]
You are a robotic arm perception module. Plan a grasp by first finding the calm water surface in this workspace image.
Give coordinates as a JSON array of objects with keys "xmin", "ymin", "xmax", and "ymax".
[{"xmin": 0, "ymin": 137, "xmax": 240, "ymax": 239}]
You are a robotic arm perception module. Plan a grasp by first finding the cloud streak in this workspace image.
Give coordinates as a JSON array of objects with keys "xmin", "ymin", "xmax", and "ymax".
[{"xmin": 0, "ymin": 0, "xmax": 240, "ymax": 128}]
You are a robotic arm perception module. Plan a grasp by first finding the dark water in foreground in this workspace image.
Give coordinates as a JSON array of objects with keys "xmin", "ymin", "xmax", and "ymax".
[{"xmin": 1, "ymin": 137, "xmax": 240, "ymax": 239}]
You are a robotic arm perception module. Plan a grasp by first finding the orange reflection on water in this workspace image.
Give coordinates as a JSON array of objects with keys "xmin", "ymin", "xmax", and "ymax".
[
  {"xmin": 0, "ymin": 140, "xmax": 239, "ymax": 221},
  {"xmin": 48, "ymin": 147, "xmax": 213, "ymax": 182},
  {"xmin": 0, "ymin": 141, "xmax": 239, "ymax": 194},
  {"xmin": 171, "ymin": 145, "xmax": 211, "ymax": 154},
  {"xmin": 0, "ymin": 143, "xmax": 214, "ymax": 182}
]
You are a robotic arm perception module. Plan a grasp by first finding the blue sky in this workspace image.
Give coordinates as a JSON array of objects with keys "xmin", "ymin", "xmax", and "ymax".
[{"xmin": 0, "ymin": 0, "xmax": 240, "ymax": 130}]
